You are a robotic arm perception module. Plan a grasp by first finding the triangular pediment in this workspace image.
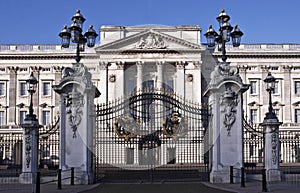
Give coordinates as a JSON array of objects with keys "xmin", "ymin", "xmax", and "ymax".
[{"xmin": 95, "ymin": 30, "xmax": 202, "ymax": 53}]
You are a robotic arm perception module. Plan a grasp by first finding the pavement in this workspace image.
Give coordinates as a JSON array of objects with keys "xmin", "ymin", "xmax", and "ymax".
[{"xmin": 0, "ymin": 181, "xmax": 299, "ymax": 193}]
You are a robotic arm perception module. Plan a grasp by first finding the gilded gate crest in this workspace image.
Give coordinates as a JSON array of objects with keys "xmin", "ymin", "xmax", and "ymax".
[
  {"xmin": 113, "ymin": 114, "xmax": 139, "ymax": 141},
  {"xmin": 162, "ymin": 111, "xmax": 188, "ymax": 141}
]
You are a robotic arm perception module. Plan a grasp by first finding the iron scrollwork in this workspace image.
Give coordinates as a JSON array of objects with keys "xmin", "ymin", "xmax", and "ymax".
[
  {"xmin": 163, "ymin": 111, "xmax": 188, "ymax": 141},
  {"xmin": 64, "ymin": 89, "xmax": 84, "ymax": 138}
]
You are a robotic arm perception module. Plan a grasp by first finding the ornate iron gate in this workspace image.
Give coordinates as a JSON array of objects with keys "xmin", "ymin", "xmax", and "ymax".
[{"xmin": 95, "ymin": 89, "xmax": 209, "ymax": 182}]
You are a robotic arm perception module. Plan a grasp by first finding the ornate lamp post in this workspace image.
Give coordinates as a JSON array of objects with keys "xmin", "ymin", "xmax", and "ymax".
[
  {"xmin": 59, "ymin": 10, "xmax": 98, "ymax": 63},
  {"xmin": 204, "ymin": 8, "xmax": 244, "ymax": 62},
  {"xmin": 264, "ymin": 72, "xmax": 277, "ymax": 119},
  {"xmin": 20, "ymin": 72, "xmax": 40, "ymax": 192},
  {"xmin": 260, "ymin": 72, "xmax": 281, "ymax": 187},
  {"xmin": 25, "ymin": 72, "xmax": 38, "ymax": 120}
]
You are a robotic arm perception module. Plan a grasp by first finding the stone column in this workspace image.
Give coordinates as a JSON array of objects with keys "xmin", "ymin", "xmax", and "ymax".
[
  {"xmin": 260, "ymin": 116, "xmax": 282, "ymax": 182},
  {"xmin": 136, "ymin": 61, "xmax": 143, "ymax": 92},
  {"xmin": 53, "ymin": 63, "xmax": 100, "ymax": 184},
  {"xmin": 19, "ymin": 114, "xmax": 41, "ymax": 189},
  {"xmin": 156, "ymin": 61, "xmax": 164, "ymax": 90},
  {"xmin": 115, "ymin": 61, "xmax": 125, "ymax": 97},
  {"xmin": 176, "ymin": 61, "xmax": 185, "ymax": 97}
]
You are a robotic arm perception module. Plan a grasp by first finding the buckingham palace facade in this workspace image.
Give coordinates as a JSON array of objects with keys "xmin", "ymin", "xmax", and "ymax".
[{"xmin": 1, "ymin": 25, "xmax": 300, "ymax": 165}]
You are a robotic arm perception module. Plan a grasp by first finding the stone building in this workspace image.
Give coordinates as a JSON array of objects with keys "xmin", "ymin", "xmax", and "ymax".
[{"xmin": 0, "ymin": 25, "xmax": 300, "ymax": 164}]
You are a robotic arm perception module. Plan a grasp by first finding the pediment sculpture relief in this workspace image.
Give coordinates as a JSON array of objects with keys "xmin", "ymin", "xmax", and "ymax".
[{"xmin": 135, "ymin": 34, "xmax": 168, "ymax": 49}]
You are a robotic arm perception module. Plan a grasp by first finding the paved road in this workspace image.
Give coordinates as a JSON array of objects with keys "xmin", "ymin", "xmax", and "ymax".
[
  {"xmin": 1, "ymin": 181, "xmax": 300, "ymax": 193},
  {"xmin": 80, "ymin": 183, "xmax": 234, "ymax": 193}
]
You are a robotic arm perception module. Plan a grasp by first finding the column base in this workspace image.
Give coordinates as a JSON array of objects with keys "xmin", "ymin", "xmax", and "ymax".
[
  {"xmin": 19, "ymin": 172, "xmax": 33, "ymax": 184},
  {"xmin": 267, "ymin": 169, "xmax": 281, "ymax": 182},
  {"xmin": 62, "ymin": 168, "xmax": 93, "ymax": 185},
  {"xmin": 210, "ymin": 167, "xmax": 242, "ymax": 184}
]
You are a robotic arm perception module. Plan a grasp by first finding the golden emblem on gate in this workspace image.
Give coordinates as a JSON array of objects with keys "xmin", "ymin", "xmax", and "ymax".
[
  {"xmin": 113, "ymin": 114, "xmax": 139, "ymax": 141},
  {"xmin": 163, "ymin": 111, "xmax": 188, "ymax": 141}
]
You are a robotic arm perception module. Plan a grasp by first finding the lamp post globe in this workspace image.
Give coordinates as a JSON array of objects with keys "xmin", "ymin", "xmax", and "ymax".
[
  {"xmin": 26, "ymin": 72, "xmax": 38, "ymax": 117},
  {"xmin": 264, "ymin": 72, "xmax": 277, "ymax": 119},
  {"xmin": 204, "ymin": 8, "xmax": 244, "ymax": 62},
  {"xmin": 59, "ymin": 10, "xmax": 98, "ymax": 63}
]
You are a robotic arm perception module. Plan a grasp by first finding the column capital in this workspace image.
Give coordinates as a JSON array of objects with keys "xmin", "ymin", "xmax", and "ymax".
[
  {"xmin": 8, "ymin": 66, "xmax": 19, "ymax": 73},
  {"xmin": 136, "ymin": 61, "xmax": 144, "ymax": 66},
  {"xmin": 30, "ymin": 66, "xmax": 42, "ymax": 72},
  {"xmin": 176, "ymin": 61, "xmax": 186, "ymax": 69},
  {"xmin": 116, "ymin": 61, "xmax": 125, "ymax": 69},
  {"xmin": 238, "ymin": 65, "xmax": 249, "ymax": 72},
  {"xmin": 53, "ymin": 66, "xmax": 65, "ymax": 73},
  {"xmin": 156, "ymin": 61, "xmax": 164, "ymax": 66},
  {"xmin": 261, "ymin": 65, "xmax": 270, "ymax": 72},
  {"xmin": 282, "ymin": 65, "xmax": 293, "ymax": 72}
]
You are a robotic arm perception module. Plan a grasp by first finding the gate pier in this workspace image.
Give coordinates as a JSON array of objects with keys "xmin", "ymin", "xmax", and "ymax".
[
  {"xmin": 53, "ymin": 63, "xmax": 100, "ymax": 184},
  {"xmin": 204, "ymin": 61, "xmax": 249, "ymax": 183}
]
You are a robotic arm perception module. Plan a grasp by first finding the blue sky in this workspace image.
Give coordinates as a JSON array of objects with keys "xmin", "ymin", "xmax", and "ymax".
[{"xmin": 0, "ymin": 0, "xmax": 299, "ymax": 44}]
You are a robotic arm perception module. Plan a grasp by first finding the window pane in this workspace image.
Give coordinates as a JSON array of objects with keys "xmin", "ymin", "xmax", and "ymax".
[
  {"xmin": 43, "ymin": 82, "xmax": 51, "ymax": 96},
  {"xmin": 250, "ymin": 81, "xmax": 257, "ymax": 94},
  {"xmin": 0, "ymin": 111, "xmax": 5, "ymax": 126},
  {"xmin": 295, "ymin": 81, "xmax": 300, "ymax": 94},
  {"xmin": 20, "ymin": 111, "xmax": 27, "ymax": 124},
  {"xmin": 0, "ymin": 83, "xmax": 5, "ymax": 96},
  {"xmin": 273, "ymin": 81, "xmax": 279, "ymax": 94},
  {"xmin": 127, "ymin": 80, "xmax": 136, "ymax": 95},
  {"xmin": 296, "ymin": 109, "xmax": 300, "ymax": 123},
  {"xmin": 43, "ymin": 111, "xmax": 50, "ymax": 125},
  {"xmin": 250, "ymin": 109, "xmax": 257, "ymax": 124},
  {"xmin": 20, "ymin": 82, "xmax": 28, "ymax": 96}
]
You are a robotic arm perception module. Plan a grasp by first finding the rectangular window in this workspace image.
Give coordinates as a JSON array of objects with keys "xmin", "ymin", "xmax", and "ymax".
[
  {"xmin": 42, "ymin": 111, "xmax": 50, "ymax": 125},
  {"xmin": 295, "ymin": 81, "xmax": 300, "ymax": 95},
  {"xmin": 166, "ymin": 80, "xmax": 174, "ymax": 92},
  {"xmin": 250, "ymin": 81, "xmax": 257, "ymax": 94},
  {"xmin": 273, "ymin": 81, "xmax": 279, "ymax": 94},
  {"xmin": 0, "ymin": 83, "xmax": 5, "ymax": 96},
  {"xmin": 274, "ymin": 109, "xmax": 280, "ymax": 120},
  {"xmin": 250, "ymin": 109, "xmax": 258, "ymax": 124},
  {"xmin": 43, "ymin": 82, "xmax": 51, "ymax": 96},
  {"xmin": 20, "ymin": 111, "xmax": 27, "ymax": 124},
  {"xmin": 296, "ymin": 109, "xmax": 300, "ymax": 123},
  {"xmin": 127, "ymin": 80, "xmax": 136, "ymax": 94},
  {"xmin": 20, "ymin": 82, "xmax": 28, "ymax": 96},
  {"xmin": 0, "ymin": 111, "xmax": 5, "ymax": 126}
]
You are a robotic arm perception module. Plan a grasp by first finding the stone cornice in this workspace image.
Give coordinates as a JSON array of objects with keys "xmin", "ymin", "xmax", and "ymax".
[
  {"xmin": 0, "ymin": 53, "xmax": 98, "ymax": 60},
  {"xmin": 213, "ymin": 52, "xmax": 300, "ymax": 59}
]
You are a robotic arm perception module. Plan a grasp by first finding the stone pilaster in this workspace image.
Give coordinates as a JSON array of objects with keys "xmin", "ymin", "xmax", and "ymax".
[
  {"xmin": 136, "ymin": 61, "xmax": 143, "ymax": 92},
  {"xmin": 7, "ymin": 66, "xmax": 18, "ymax": 124}
]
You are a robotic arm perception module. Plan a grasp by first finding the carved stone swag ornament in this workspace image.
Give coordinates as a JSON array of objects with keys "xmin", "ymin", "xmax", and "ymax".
[
  {"xmin": 64, "ymin": 88, "xmax": 84, "ymax": 138},
  {"xmin": 24, "ymin": 128, "xmax": 31, "ymax": 168},
  {"xmin": 221, "ymin": 86, "xmax": 238, "ymax": 136}
]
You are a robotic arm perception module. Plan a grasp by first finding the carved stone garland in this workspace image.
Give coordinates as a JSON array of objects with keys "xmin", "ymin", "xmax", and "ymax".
[
  {"xmin": 24, "ymin": 128, "xmax": 31, "ymax": 168},
  {"xmin": 64, "ymin": 89, "xmax": 84, "ymax": 138},
  {"xmin": 221, "ymin": 86, "xmax": 238, "ymax": 136}
]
